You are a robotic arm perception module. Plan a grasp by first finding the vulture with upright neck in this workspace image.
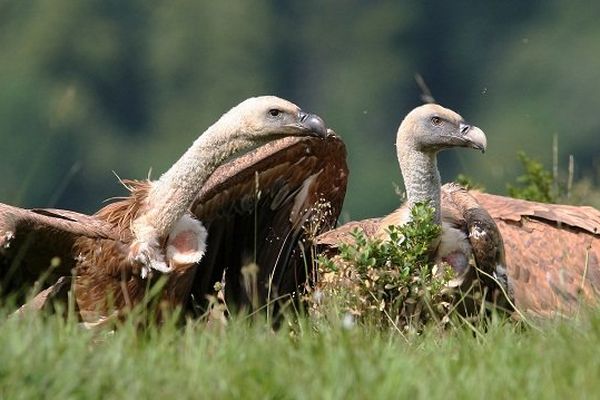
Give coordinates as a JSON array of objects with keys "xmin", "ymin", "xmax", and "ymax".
[
  {"xmin": 319, "ymin": 104, "xmax": 508, "ymax": 303},
  {"xmin": 320, "ymin": 103, "xmax": 600, "ymax": 317},
  {"xmin": 1, "ymin": 96, "xmax": 348, "ymax": 324},
  {"xmin": 387, "ymin": 103, "xmax": 600, "ymax": 316}
]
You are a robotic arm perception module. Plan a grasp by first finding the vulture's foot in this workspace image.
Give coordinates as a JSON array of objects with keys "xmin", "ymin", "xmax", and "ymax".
[
  {"xmin": 129, "ymin": 214, "xmax": 207, "ymax": 277},
  {"xmin": 129, "ymin": 239, "xmax": 172, "ymax": 279}
]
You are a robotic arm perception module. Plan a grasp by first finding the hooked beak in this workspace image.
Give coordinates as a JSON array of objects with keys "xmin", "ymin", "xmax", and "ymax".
[
  {"xmin": 296, "ymin": 110, "xmax": 328, "ymax": 138},
  {"xmin": 459, "ymin": 123, "xmax": 487, "ymax": 153}
]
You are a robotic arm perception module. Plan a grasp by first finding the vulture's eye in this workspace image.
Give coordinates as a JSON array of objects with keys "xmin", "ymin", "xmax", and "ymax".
[
  {"xmin": 431, "ymin": 116, "xmax": 442, "ymax": 126},
  {"xmin": 269, "ymin": 109, "xmax": 281, "ymax": 117}
]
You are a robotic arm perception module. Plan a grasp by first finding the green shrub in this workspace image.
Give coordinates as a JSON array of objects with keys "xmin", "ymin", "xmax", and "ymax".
[
  {"xmin": 315, "ymin": 203, "xmax": 456, "ymax": 332},
  {"xmin": 507, "ymin": 151, "xmax": 556, "ymax": 203}
]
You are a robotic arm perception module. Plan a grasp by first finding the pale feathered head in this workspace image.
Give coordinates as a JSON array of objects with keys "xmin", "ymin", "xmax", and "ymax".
[
  {"xmin": 397, "ymin": 103, "xmax": 486, "ymax": 154},
  {"xmin": 212, "ymin": 95, "xmax": 328, "ymax": 142}
]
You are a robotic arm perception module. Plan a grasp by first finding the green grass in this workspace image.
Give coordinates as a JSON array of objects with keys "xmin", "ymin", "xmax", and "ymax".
[
  {"xmin": 1, "ymin": 307, "xmax": 600, "ymax": 399},
  {"xmin": 3, "ymin": 151, "xmax": 599, "ymax": 399}
]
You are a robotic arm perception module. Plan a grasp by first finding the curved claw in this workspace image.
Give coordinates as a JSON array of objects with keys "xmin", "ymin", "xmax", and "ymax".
[{"xmin": 129, "ymin": 240, "xmax": 173, "ymax": 279}]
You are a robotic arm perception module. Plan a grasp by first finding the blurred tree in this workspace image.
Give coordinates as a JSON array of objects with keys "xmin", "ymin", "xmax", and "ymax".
[
  {"xmin": 0, "ymin": 0, "xmax": 597, "ymax": 219},
  {"xmin": 469, "ymin": 2, "xmax": 600, "ymax": 197}
]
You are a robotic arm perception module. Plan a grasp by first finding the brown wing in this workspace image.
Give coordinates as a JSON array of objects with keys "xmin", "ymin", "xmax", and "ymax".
[
  {"xmin": 317, "ymin": 184, "xmax": 510, "ymax": 309},
  {"xmin": 441, "ymin": 184, "xmax": 509, "ymax": 306},
  {"xmin": 2, "ymin": 134, "xmax": 348, "ymax": 317},
  {"xmin": 13, "ymin": 276, "xmax": 71, "ymax": 316},
  {"xmin": 316, "ymin": 218, "xmax": 382, "ymax": 255},
  {"xmin": 472, "ymin": 191, "xmax": 600, "ymax": 316},
  {"xmin": 0, "ymin": 202, "xmax": 117, "ymax": 299},
  {"xmin": 472, "ymin": 192, "xmax": 600, "ymax": 235},
  {"xmin": 190, "ymin": 133, "xmax": 348, "ymax": 314}
]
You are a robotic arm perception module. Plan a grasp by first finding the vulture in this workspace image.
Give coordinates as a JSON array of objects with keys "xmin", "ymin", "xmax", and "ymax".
[
  {"xmin": 318, "ymin": 104, "xmax": 508, "ymax": 305},
  {"xmin": 466, "ymin": 191, "xmax": 600, "ymax": 317},
  {"xmin": 1, "ymin": 96, "xmax": 348, "ymax": 325},
  {"xmin": 319, "ymin": 102, "xmax": 600, "ymax": 317}
]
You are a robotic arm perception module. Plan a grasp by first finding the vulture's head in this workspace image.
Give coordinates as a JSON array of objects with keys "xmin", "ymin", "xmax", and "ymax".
[
  {"xmin": 132, "ymin": 95, "xmax": 330, "ymax": 278},
  {"xmin": 217, "ymin": 96, "xmax": 328, "ymax": 144},
  {"xmin": 397, "ymin": 103, "xmax": 487, "ymax": 154}
]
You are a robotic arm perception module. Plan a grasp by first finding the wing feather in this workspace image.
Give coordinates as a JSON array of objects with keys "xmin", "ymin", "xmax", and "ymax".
[
  {"xmin": 0, "ymin": 202, "xmax": 117, "ymax": 298},
  {"xmin": 472, "ymin": 192, "xmax": 600, "ymax": 235},
  {"xmin": 190, "ymin": 134, "xmax": 348, "ymax": 314},
  {"xmin": 471, "ymin": 192, "xmax": 600, "ymax": 316}
]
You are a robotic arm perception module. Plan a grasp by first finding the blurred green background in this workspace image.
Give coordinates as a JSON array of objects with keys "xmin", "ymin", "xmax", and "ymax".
[{"xmin": 1, "ymin": 0, "xmax": 599, "ymax": 220}]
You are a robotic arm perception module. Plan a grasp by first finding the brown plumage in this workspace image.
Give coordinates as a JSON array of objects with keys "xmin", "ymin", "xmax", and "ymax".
[
  {"xmin": 317, "ymin": 185, "xmax": 507, "ymax": 301},
  {"xmin": 0, "ymin": 204, "xmax": 117, "ymax": 299},
  {"xmin": 2, "ymin": 96, "xmax": 345, "ymax": 324},
  {"xmin": 470, "ymin": 192, "xmax": 600, "ymax": 316},
  {"xmin": 74, "ymin": 132, "xmax": 348, "ymax": 321},
  {"xmin": 318, "ymin": 104, "xmax": 507, "ymax": 302},
  {"xmin": 72, "ymin": 180, "xmax": 168, "ymax": 323},
  {"xmin": 2, "ymin": 134, "xmax": 347, "ymax": 321},
  {"xmin": 191, "ymin": 134, "xmax": 347, "ymax": 312},
  {"xmin": 440, "ymin": 184, "xmax": 508, "ymax": 295}
]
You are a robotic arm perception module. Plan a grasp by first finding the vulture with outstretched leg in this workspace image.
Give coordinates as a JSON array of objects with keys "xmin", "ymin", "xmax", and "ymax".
[
  {"xmin": 318, "ymin": 104, "xmax": 508, "ymax": 305},
  {"xmin": 190, "ymin": 134, "xmax": 347, "ymax": 314},
  {"xmin": 0, "ymin": 96, "xmax": 348, "ymax": 324}
]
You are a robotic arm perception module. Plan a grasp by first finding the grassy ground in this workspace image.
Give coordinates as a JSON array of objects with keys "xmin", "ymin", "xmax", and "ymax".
[
  {"xmin": 1, "ymin": 306, "xmax": 599, "ymax": 399},
  {"xmin": 2, "ymin": 160, "xmax": 598, "ymax": 399}
]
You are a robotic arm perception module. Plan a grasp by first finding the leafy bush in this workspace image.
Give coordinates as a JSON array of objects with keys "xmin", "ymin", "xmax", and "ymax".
[
  {"xmin": 507, "ymin": 151, "xmax": 556, "ymax": 202},
  {"xmin": 314, "ymin": 203, "xmax": 456, "ymax": 332}
]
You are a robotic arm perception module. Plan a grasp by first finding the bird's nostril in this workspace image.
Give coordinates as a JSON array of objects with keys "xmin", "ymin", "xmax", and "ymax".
[
  {"xmin": 299, "ymin": 111, "xmax": 308, "ymax": 122},
  {"xmin": 460, "ymin": 124, "xmax": 471, "ymax": 135}
]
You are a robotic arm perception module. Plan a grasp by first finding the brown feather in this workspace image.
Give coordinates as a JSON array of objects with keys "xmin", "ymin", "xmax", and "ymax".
[
  {"xmin": 472, "ymin": 192, "xmax": 600, "ymax": 316},
  {"xmin": 190, "ymin": 134, "xmax": 348, "ymax": 313},
  {"xmin": 472, "ymin": 192, "xmax": 600, "ymax": 235},
  {"xmin": 13, "ymin": 276, "xmax": 71, "ymax": 316},
  {"xmin": 0, "ymin": 202, "xmax": 117, "ymax": 299},
  {"xmin": 94, "ymin": 179, "xmax": 151, "ymax": 240},
  {"xmin": 317, "ymin": 185, "xmax": 508, "ymax": 305},
  {"xmin": 1, "ymin": 134, "xmax": 348, "ymax": 321},
  {"xmin": 316, "ymin": 218, "xmax": 381, "ymax": 254},
  {"xmin": 2, "ymin": 97, "xmax": 340, "ymax": 323},
  {"xmin": 73, "ymin": 180, "xmax": 202, "ymax": 323}
]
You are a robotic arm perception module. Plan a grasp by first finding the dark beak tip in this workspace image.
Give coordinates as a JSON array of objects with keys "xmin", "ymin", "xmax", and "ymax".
[
  {"xmin": 303, "ymin": 113, "xmax": 328, "ymax": 138},
  {"xmin": 471, "ymin": 143, "xmax": 485, "ymax": 153}
]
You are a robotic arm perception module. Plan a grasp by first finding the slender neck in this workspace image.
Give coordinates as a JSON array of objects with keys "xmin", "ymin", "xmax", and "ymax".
[
  {"xmin": 398, "ymin": 146, "xmax": 441, "ymax": 225},
  {"xmin": 140, "ymin": 118, "xmax": 254, "ymax": 239}
]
